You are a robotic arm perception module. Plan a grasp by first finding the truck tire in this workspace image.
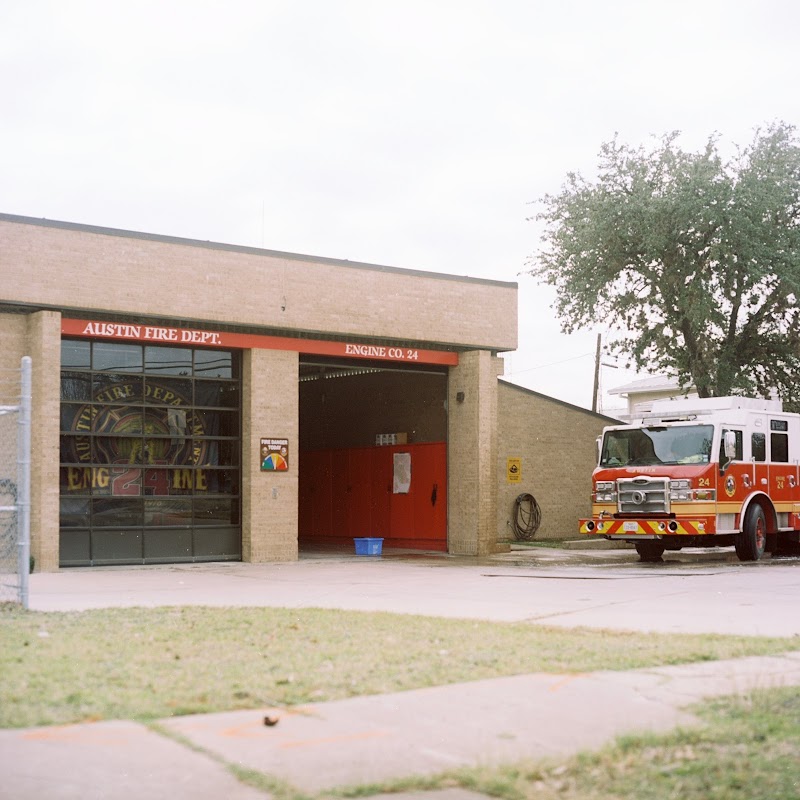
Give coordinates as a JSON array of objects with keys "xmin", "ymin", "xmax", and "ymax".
[
  {"xmin": 635, "ymin": 541, "xmax": 666, "ymax": 562},
  {"xmin": 735, "ymin": 504, "xmax": 767, "ymax": 562}
]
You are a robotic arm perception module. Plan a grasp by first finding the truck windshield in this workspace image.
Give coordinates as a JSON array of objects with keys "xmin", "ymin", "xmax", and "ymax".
[{"xmin": 600, "ymin": 424, "xmax": 714, "ymax": 467}]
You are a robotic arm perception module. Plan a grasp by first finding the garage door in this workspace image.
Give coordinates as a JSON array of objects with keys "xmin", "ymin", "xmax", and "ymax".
[{"xmin": 58, "ymin": 338, "xmax": 241, "ymax": 566}]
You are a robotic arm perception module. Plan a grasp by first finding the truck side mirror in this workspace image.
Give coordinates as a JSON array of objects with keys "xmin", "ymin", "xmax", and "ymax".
[{"xmin": 724, "ymin": 430, "xmax": 737, "ymax": 459}]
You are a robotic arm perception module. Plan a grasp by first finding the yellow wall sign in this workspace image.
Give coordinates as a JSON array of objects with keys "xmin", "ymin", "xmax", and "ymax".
[{"xmin": 507, "ymin": 457, "xmax": 522, "ymax": 483}]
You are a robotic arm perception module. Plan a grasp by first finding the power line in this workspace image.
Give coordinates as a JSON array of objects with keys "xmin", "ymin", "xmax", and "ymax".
[{"xmin": 505, "ymin": 351, "xmax": 595, "ymax": 375}]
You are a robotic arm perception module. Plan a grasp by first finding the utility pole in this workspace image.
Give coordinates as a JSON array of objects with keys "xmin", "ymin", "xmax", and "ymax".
[{"xmin": 592, "ymin": 333, "xmax": 601, "ymax": 413}]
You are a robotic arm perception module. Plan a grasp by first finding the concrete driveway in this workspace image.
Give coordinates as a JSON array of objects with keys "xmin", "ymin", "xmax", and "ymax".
[{"xmin": 27, "ymin": 544, "xmax": 800, "ymax": 637}]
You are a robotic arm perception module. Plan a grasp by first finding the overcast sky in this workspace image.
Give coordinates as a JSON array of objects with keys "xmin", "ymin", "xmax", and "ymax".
[{"xmin": 2, "ymin": 0, "xmax": 798, "ymax": 412}]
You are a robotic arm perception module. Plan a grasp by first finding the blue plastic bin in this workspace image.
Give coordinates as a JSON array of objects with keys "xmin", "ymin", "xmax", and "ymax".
[{"xmin": 354, "ymin": 537, "xmax": 383, "ymax": 556}]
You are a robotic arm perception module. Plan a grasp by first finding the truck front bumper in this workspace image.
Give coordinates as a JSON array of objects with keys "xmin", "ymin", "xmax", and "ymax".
[{"xmin": 579, "ymin": 517, "xmax": 712, "ymax": 536}]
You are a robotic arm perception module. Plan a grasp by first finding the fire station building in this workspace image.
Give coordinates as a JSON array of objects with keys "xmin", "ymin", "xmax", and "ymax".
[{"xmin": 0, "ymin": 212, "xmax": 609, "ymax": 571}]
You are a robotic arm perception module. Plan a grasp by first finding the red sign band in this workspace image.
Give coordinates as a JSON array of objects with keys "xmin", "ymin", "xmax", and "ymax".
[{"xmin": 61, "ymin": 319, "xmax": 459, "ymax": 366}]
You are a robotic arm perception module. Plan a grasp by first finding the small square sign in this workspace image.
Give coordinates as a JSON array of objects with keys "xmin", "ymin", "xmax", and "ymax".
[{"xmin": 261, "ymin": 438, "xmax": 289, "ymax": 471}]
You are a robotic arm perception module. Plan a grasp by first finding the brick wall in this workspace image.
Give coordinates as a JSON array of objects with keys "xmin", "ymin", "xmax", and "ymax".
[
  {"xmin": 0, "ymin": 216, "xmax": 517, "ymax": 352},
  {"xmin": 497, "ymin": 381, "xmax": 617, "ymax": 541},
  {"xmin": 242, "ymin": 349, "xmax": 299, "ymax": 562},
  {"xmin": 0, "ymin": 314, "xmax": 26, "ymax": 371},
  {"xmin": 26, "ymin": 312, "xmax": 61, "ymax": 570},
  {"xmin": 0, "ymin": 310, "xmax": 61, "ymax": 570},
  {"xmin": 448, "ymin": 351, "xmax": 505, "ymax": 555}
]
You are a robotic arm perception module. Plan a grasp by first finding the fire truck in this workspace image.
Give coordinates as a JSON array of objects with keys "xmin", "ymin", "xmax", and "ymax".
[{"xmin": 580, "ymin": 396, "xmax": 800, "ymax": 561}]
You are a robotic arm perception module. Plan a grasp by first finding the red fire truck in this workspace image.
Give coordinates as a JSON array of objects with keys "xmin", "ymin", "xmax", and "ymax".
[{"xmin": 580, "ymin": 396, "xmax": 800, "ymax": 561}]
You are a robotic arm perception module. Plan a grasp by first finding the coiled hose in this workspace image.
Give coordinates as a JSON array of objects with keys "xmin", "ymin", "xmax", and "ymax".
[{"xmin": 511, "ymin": 492, "xmax": 542, "ymax": 540}]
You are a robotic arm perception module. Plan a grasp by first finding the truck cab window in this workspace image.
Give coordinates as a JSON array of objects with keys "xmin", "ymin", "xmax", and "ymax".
[
  {"xmin": 770, "ymin": 419, "xmax": 789, "ymax": 462},
  {"xmin": 751, "ymin": 432, "xmax": 766, "ymax": 462},
  {"xmin": 600, "ymin": 425, "xmax": 712, "ymax": 467},
  {"xmin": 771, "ymin": 432, "xmax": 789, "ymax": 462}
]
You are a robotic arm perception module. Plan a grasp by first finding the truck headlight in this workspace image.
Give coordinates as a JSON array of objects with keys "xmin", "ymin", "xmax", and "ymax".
[
  {"xmin": 594, "ymin": 481, "xmax": 616, "ymax": 503},
  {"xmin": 670, "ymin": 479, "xmax": 691, "ymax": 501}
]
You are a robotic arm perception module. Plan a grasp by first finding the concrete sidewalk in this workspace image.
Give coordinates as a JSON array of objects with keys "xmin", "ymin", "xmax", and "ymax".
[
  {"xmin": 3, "ymin": 652, "xmax": 800, "ymax": 799},
  {"xmin": 4, "ymin": 550, "xmax": 800, "ymax": 798}
]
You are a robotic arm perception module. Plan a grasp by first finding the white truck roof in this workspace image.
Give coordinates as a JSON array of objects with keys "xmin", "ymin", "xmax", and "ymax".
[{"xmin": 638, "ymin": 395, "xmax": 783, "ymax": 423}]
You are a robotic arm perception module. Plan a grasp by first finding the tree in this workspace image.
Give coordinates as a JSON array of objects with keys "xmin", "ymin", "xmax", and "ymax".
[{"xmin": 528, "ymin": 122, "xmax": 800, "ymax": 405}]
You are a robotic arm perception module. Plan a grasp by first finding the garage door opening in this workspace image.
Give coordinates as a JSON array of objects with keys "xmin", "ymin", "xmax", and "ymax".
[{"xmin": 299, "ymin": 358, "xmax": 448, "ymax": 552}]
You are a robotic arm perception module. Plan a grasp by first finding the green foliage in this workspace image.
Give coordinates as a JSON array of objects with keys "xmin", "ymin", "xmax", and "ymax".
[{"xmin": 529, "ymin": 122, "xmax": 800, "ymax": 402}]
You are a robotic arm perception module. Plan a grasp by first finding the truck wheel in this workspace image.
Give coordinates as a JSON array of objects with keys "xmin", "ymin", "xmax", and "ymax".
[
  {"xmin": 735, "ymin": 504, "xmax": 767, "ymax": 562},
  {"xmin": 635, "ymin": 541, "xmax": 666, "ymax": 562}
]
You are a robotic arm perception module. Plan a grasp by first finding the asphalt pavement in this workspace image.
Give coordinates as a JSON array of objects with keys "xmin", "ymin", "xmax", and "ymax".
[{"xmin": 3, "ymin": 544, "xmax": 800, "ymax": 799}]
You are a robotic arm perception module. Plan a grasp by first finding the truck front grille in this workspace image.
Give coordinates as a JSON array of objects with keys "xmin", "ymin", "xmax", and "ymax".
[{"xmin": 617, "ymin": 476, "xmax": 670, "ymax": 514}]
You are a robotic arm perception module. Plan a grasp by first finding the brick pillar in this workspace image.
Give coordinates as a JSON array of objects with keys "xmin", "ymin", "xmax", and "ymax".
[
  {"xmin": 241, "ymin": 348, "xmax": 299, "ymax": 562},
  {"xmin": 26, "ymin": 310, "xmax": 61, "ymax": 571},
  {"xmin": 447, "ymin": 350, "xmax": 504, "ymax": 555}
]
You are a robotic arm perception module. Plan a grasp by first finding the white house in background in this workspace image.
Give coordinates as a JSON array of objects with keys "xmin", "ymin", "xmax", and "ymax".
[{"xmin": 607, "ymin": 375, "xmax": 697, "ymax": 420}]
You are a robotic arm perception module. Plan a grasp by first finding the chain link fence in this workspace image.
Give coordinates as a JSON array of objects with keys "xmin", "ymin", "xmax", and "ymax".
[{"xmin": 0, "ymin": 357, "xmax": 31, "ymax": 608}]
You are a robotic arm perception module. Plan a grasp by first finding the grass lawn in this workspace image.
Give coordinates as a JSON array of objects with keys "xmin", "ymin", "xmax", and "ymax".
[{"xmin": 2, "ymin": 604, "xmax": 798, "ymax": 729}]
